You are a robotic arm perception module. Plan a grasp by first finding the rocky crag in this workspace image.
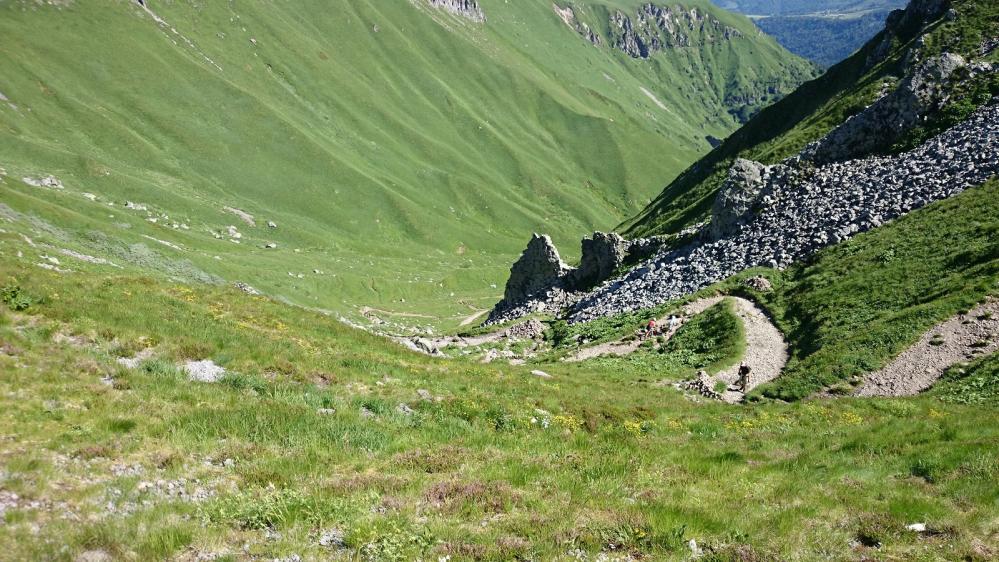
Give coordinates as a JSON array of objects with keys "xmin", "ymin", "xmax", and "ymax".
[
  {"xmin": 803, "ymin": 52, "xmax": 990, "ymax": 163},
  {"xmin": 554, "ymin": 4, "xmax": 602, "ymax": 46},
  {"xmin": 555, "ymin": 3, "xmax": 742, "ymax": 54},
  {"xmin": 608, "ymin": 4, "xmax": 743, "ymax": 58},
  {"xmin": 486, "ymin": 232, "xmax": 660, "ymax": 323},
  {"xmin": 425, "ymin": 0, "xmax": 485, "ymax": 22},
  {"xmin": 489, "ymin": 99, "xmax": 999, "ymax": 324}
]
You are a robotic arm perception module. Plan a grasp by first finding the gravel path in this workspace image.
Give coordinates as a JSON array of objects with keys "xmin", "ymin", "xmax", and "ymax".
[
  {"xmin": 564, "ymin": 297, "xmax": 789, "ymax": 403},
  {"xmin": 459, "ymin": 309, "xmax": 489, "ymax": 327},
  {"xmin": 857, "ymin": 299, "xmax": 999, "ymax": 397},
  {"xmin": 565, "ymin": 297, "xmax": 723, "ymax": 362},
  {"xmin": 710, "ymin": 297, "xmax": 789, "ymax": 403}
]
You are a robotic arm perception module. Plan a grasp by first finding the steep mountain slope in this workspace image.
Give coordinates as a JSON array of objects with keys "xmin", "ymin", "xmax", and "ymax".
[
  {"xmin": 0, "ymin": 0, "xmax": 812, "ymax": 327},
  {"xmin": 486, "ymin": 0, "xmax": 997, "ymax": 397},
  {"xmin": 623, "ymin": 0, "xmax": 998, "ymax": 238}
]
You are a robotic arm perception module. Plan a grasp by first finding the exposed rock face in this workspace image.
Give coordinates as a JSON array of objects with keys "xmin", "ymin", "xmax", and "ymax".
[
  {"xmin": 553, "ymin": 4, "xmax": 601, "ymax": 46},
  {"xmin": 887, "ymin": 0, "xmax": 949, "ymax": 34},
  {"xmin": 866, "ymin": 0, "xmax": 950, "ymax": 71},
  {"xmin": 426, "ymin": 0, "xmax": 484, "ymax": 22},
  {"xmin": 569, "ymin": 232, "xmax": 627, "ymax": 289},
  {"xmin": 499, "ymin": 233, "xmax": 571, "ymax": 308},
  {"xmin": 804, "ymin": 53, "xmax": 967, "ymax": 164},
  {"xmin": 568, "ymin": 102, "xmax": 999, "ymax": 322},
  {"xmin": 710, "ymin": 159, "xmax": 770, "ymax": 240},
  {"xmin": 608, "ymin": 4, "xmax": 741, "ymax": 59},
  {"xmin": 488, "ymin": 231, "xmax": 646, "ymax": 323}
]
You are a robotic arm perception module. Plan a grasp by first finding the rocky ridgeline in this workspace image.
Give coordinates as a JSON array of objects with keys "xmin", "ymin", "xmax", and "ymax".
[
  {"xmin": 607, "ymin": 4, "xmax": 741, "ymax": 59},
  {"xmin": 425, "ymin": 0, "xmax": 484, "ymax": 22},
  {"xmin": 569, "ymin": 101, "xmax": 999, "ymax": 322},
  {"xmin": 866, "ymin": 0, "xmax": 950, "ymax": 68}
]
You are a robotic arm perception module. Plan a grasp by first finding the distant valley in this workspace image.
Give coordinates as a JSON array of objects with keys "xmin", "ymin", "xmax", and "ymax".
[{"xmin": 714, "ymin": 0, "xmax": 908, "ymax": 66}]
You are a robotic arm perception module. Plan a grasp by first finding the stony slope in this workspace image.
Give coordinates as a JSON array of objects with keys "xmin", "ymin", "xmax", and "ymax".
[
  {"xmin": 0, "ymin": 0, "xmax": 812, "ymax": 327},
  {"xmin": 570, "ymin": 101, "xmax": 998, "ymax": 321}
]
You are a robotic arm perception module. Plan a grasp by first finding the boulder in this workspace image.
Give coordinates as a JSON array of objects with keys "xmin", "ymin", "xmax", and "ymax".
[
  {"xmin": 710, "ymin": 159, "xmax": 769, "ymax": 239},
  {"xmin": 503, "ymin": 318, "xmax": 547, "ymax": 340},
  {"xmin": 500, "ymin": 234, "xmax": 571, "ymax": 305}
]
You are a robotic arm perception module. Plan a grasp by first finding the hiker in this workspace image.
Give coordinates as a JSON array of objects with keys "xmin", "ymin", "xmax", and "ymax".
[
  {"xmin": 645, "ymin": 319, "xmax": 658, "ymax": 338},
  {"xmin": 737, "ymin": 362, "xmax": 751, "ymax": 392},
  {"xmin": 667, "ymin": 315, "xmax": 681, "ymax": 332}
]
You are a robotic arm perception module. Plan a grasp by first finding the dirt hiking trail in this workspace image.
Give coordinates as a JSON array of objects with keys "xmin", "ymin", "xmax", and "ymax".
[
  {"xmin": 857, "ymin": 298, "xmax": 999, "ymax": 397},
  {"xmin": 566, "ymin": 296, "xmax": 789, "ymax": 403}
]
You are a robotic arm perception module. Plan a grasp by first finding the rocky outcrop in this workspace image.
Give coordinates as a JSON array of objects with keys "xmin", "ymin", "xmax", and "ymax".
[
  {"xmin": 553, "ymin": 4, "xmax": 601, "ymax": 46},
  {"xmin": 866, "ymin": 0, "xmax": 950, "ymax": 71},
  {"xmin": 568, "ymin": 232, "xmax": 627, "ymax": 289},
  {"xmin": 710, "ymin": 159, "xmax": 770, "ymax": 240},
  {"xmin": 607, "ymin": 4, "xmax": 741, "ymax": 59},
  {"xmin": 494, "ymin": 234, "xmax": 571, "ymax": 314},
  {"xmin": 426, "ymin": 0, "xmax": 484, "ymax": 22},
  {"xmin": 886, "ymin": 0, "xmax": 949, "ymax": 35},
  {"xmin": 569, "ymin": 102, "xmax": 999, "ymax": 322},
  {"xmin": 804, "ymin": 52, "xmax": 967, "ymax": 164},
  {"xmin": 488, "ymin": 231, "xmax": 652, "ymax": 323}
]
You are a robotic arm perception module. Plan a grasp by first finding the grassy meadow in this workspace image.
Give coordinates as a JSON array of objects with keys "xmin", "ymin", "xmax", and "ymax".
[{"xmin": 0, "ymin": 180, "xmax": 997, "ymax": 562}]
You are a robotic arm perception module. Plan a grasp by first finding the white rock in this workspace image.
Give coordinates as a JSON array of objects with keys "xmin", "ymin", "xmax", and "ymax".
[{"xmin": 183, "ymin": 359, "xmax": 226, "ymax": 383}]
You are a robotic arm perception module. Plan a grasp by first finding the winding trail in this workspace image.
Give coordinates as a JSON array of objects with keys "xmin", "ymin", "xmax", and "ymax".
[
  {"xmin": 857, "ymin": 298, "xmax": 999, "ymax": 397},
  {"xmin": 566, "ymin": 296, "xmax": 789, "ymax": 403},
  {"xmin": 711, "ymin": 297, "xmax": 789, "ymax": 403},
  {"xmin": 565, "ymin": 297, "xmax": 725, "ymax": 362},
  {"xmin": 459, "ymin": 309, "xmax": 489, "ymax": 327}
]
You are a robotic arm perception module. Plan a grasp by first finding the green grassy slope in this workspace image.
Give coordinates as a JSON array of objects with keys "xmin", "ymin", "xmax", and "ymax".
[
  {"xmin": 754, "ymin": 180, "xmax": 999, "ymax": 400},
  {"xmin": 623, "ymin": 0, "xmax": 999, "ymax": 239},
  {"xmin": 0, "ymin": 0, "xmax": 812, "ymax": 328},
  {"xmin": 1, "ymin": 232, "xmax": 998, "ymax": 560}
]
